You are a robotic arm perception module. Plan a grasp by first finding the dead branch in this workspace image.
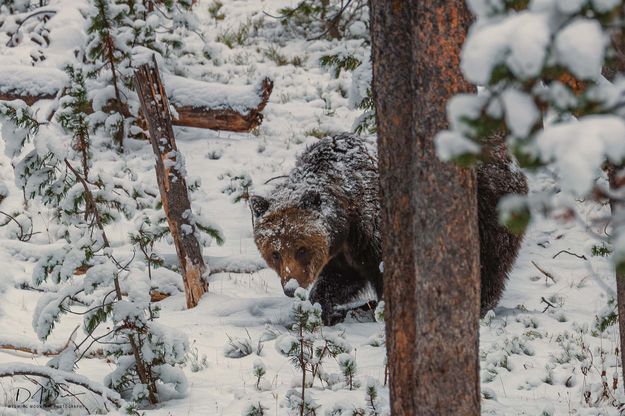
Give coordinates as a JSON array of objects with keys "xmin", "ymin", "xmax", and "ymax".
[
  {"xmin": 0, "ymin": 210, "xmax": 38, "ymax": 241},
  {"xmin": 6, "ymin": 9, "xmax": 57, "ymax": 47},
  {"xmin": 552, "ymin": 250, "xmax": 587, "ymax": 260},
  {"xmin": 264, "ymin": 175, "xmax": 289, "ymax": 185},
  {"xmin": 531, "ymin": 260, "xmax": 557, "ymax": 283},
  {"xmin": 134, "ymin": 57, "xmax": 208, "ymax": 309},
  {"xmin": 541, "ymin": 296, "xmax": 556, "ymax": 313},
  {"xmin": 150, "ymin": 290, "xmax": 170, "ymax": 302}
]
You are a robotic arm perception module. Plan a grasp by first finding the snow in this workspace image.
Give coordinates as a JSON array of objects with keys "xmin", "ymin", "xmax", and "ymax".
[
  {"xmin": 534, "ymin": 115, "xmax": 625, "ymax": 194},
  {"xmin": 0, "ymin": 0, "xmax": 620, "ymax": 415},
  {"xmin": 0, "ymin": 362, "xmax": 124, "ymax": 405},
  {"xmin": 435, "ymin": 130, "xmax": 481, "ymax": 161},
  {"xmin": 501, "ymin": 88, "xmax": 540, "ymax": 137},
  {"xmin": 164, "ymin": 74, "xmax": 268, "ymax": 112},
  {"xmin": 462, "ymin": 12, "xmax": 551, "ymax": 84},
  {"xmin": 463, "ymin": 10, "xmax": 606, "ymax": 85},
  {"xmin": 592, "ymin": 0, "xmax": 622, "ymax": 12},
  {"xmin": 554, "ymin": 19, "xmax": 605, "ymax": 80},
  {"xmin": 0, "ymin": 65, "xmax": 67, "ymax": 97}
]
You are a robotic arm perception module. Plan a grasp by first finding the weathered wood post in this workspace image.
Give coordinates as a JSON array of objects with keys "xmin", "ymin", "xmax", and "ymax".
[{"xmin": 134, "ymin": 58, "xmax": 208, "ymax": 309}]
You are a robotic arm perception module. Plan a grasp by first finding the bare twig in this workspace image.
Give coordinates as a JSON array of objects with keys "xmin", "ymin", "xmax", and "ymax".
[
  {"xmin": 552, "ymin": 250, "xmax": 587, "ymax": 260},
  {"xmin": 264, "ymin": 175, "xmax": 288, "ymax": 185},
  {"xmin": 0, "ymin": 210, "xmax": 38, "ymax": 241},
  {"xmin": 532, "ymin": 261, "xmax": 557, "ymax": 283},
  {"xmin": 541, "ymin": 297, "xmax": 556, "ymax": 313}
]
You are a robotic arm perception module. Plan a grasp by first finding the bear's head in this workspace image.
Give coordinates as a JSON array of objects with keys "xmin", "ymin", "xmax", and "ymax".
[{"xmin": 250, "ymin": 190, "xmax": 330, "ymax": 296}]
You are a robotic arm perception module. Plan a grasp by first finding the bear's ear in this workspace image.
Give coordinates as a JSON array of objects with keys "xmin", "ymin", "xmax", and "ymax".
[
  {"xmin": 250, "ymin": 195, "xmax": 270, "ymax": 218},
  {"xmin": 300, "ymin": 189, "xmax": 322, "ymax": 210}
]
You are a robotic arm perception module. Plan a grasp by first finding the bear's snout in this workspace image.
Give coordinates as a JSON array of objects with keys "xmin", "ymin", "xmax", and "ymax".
[{"xmin": 282, "ymin": 278, "xmax": 300, "ymax": 297}]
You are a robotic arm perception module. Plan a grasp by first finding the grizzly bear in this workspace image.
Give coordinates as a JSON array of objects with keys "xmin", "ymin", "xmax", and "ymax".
[{"xmin": 251, "ymin": 133, "xmax": 527, "ymax": 324}]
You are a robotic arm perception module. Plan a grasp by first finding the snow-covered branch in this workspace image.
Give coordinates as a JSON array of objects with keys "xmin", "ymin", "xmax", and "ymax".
[{"xmin": 0, "ymin": 362, "xmax": 125, "ymax": 408}]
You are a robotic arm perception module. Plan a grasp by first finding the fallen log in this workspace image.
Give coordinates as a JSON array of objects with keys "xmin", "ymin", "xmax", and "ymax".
[
  {"xmin": 0, "ymin": 65, "xmax": 64, "ymax": 104},
  {"xmin": 0, "ymin": 65, "xmax": 272, "ymax": 132},
  {"xmin": 0, "ymin": 337, "xmax": 69, "ymax": 356},
  {"xmin": 165, "ymin": 74, "xmax": 273, "ymax": 131}
]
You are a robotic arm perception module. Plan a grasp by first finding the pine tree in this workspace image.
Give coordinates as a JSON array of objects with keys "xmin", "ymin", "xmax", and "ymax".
[
  {"xmin": 84, "ymin": 0, "xmax": 200, "ymax": 149},
  {"xmin": 0, "ymin": 63, "xmax": 217, "ymax": 410},
  {"xmin": 275, "ymin": 0, "xmax": 368, "ymax": 40},
  {"xmin": 277, "ymin": 288, "xmax": 354, "ymax": 415},
  {"xmin": 370, "ymin": 0, "xmax": 481, "ymax": 414},
  {"xmin": 85, "ymin": 0, "xmax": 134, "ymax": 148},
  {"xmin": 0, "ymin": 97, "xmax": 184, "ymax": 407}
]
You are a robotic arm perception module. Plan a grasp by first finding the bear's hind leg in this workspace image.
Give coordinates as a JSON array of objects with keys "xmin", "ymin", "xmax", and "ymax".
[{"xmin": 477, "ymin": 156, "xmax": 528, "ymax": 316}]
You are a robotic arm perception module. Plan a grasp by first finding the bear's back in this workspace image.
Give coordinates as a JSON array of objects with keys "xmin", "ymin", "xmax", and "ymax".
[{"xmin": 287, "ymin": 134, "xmax": 378, "ymax": 199}]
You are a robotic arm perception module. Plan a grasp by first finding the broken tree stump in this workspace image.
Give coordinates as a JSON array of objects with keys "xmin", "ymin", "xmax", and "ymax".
[
  {"xmin": 134, "ymin": 59, "xmax": 209, "ymax": 309},
  {"xmin": 0, "ymin": 65, "xmax": 273, "ymax": 132}
]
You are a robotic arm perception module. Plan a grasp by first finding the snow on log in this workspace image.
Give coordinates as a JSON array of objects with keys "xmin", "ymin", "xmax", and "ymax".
[
  {"xmin": 165, "ymin": 74, "xmax": 273, "ymax": 131},
  {"xmin": 134, "ymin": 59, "xmax": 208, "ymax": 309},
  {"xmin": 0, "ymin": 65, "xmax": 66, "ymax": 104},
  {"xmin": 0, "ymin": 332, "xmax": 103, "ymax": 358},
  {"xmin": 0, "ymin": 335, "xmax": 68, "ymax": 356},
  {"xmin": 0, "ymin": 65, "xmax": 273, "ymax": 132}
]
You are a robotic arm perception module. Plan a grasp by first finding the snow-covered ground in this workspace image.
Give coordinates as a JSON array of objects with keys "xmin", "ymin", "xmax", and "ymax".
[{"xmin": 0, "ymin": 0, "xmax": 622, "ymax": 415}]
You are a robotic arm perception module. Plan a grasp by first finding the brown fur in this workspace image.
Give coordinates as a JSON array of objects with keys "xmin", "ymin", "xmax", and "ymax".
[
  {"xmin": 252, "ymin": 133, "xmax": 527, "ymax": 324},
  {"xmin": 255, "ymin": 207, "xmax": 331, "ymax": 291},
  {"xmin": 251, "ymin": 134, "xmax": 380, "ymax": 324}
]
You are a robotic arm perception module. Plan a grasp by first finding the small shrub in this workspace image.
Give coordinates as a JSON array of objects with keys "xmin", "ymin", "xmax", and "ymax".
[
  {"xmin": 216, "ymin": 20, "xmax": 251, "ymax": 48},
  {"xmin": 208, "ymin": 0, "xmax": 225, "ymax": 20},
  {"xmin": 242, "ymin": 401, "xmax": 267, "ymax": 416},
  {"xmin": 187, "ymin": 342, "xmax": 209, "ymax": 372},
  {"xmin": 264, "ymin": 46, "xmax": 289, "ymax": 66},
  {"xmin": 224, "ymin": 334, "xmax": 254, "ymax": 358},
  {"xmin": 338, "ymin": 353, "xmax": 358, "ymax": 390},
  {"xmin": 253, "ymin": 359, "xmax": 266, "ymax": 390}
]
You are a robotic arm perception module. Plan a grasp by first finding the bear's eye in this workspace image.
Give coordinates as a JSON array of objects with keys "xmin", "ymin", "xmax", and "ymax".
[
  {"xmin": 271, "ymin": 251, "xmax": 281, "ymax": 263},
  {"xmin": 296, "ymin": 247, "xmax": 307, "ymax": 260}
]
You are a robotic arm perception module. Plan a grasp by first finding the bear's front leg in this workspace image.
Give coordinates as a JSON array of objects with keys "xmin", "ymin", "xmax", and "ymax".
[{"xmin": 309, "ymin": 264, "xmax": 367, "ymax": 325}]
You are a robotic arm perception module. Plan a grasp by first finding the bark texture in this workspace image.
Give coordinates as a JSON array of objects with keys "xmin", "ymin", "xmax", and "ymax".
[
  {"xmin": 171, "ymin": 77, "xmax": 273, "ymax": 131},
  {"xmin": 134, "ymin": 59, "xmax": 209, "ymax": 309},
  {"xmin": 369, "ymin": 1, "xmax": 481, "ymax": 415}
]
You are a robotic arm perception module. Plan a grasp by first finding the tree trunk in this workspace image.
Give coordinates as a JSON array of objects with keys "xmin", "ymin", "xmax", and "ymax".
[
  {"xmin": 369, "ymin": 2, "xmax": 481, "ymax": 415},
  {"xmin": 134, "ymin": 59, "xmax": 209, "ymax": 309},
  {"xmin": 603, "ymin": 30, "xmax": 625, "ymax": 390}
]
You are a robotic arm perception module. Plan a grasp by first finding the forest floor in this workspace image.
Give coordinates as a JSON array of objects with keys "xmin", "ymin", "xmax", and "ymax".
[{"xmin": 0, "ymin": 0, "xmax": 622, "ymax": 415}]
